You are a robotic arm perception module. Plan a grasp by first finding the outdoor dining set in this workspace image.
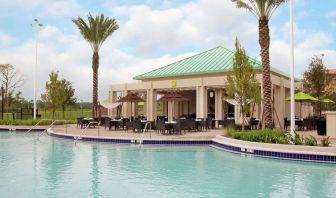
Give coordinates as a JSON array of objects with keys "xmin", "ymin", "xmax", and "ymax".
[
  {"xmin": 284, "ymin": 116, "xmax": 326, "ymax": 135},
  {"xmin": 76, "ymin": 116, "xmax": 217, "ymax": 135}
]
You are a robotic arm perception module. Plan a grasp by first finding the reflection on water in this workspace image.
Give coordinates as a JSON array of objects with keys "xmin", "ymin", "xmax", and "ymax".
[
  {"xmin": 0, "ymin": 133, "xmax": 335, "ymax": 198},
  {"xmin": 90, "ymin": 145, "xmax": 101, "ymax": 198},
  {"xmin": 42, "ymin": 137, "xmax": 74, "ymax": 194}
]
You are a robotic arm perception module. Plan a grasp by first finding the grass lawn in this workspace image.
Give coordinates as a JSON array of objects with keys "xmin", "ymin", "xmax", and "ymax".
[{"xmin": 0, "ymin": 109, "xmax": 92, "ymax": 125}]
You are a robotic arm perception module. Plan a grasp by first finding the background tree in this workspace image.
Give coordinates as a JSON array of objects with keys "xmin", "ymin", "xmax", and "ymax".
[
  {"xmin": 225, "ymin": 39, "xmax": 260, "ymax": 130},
  {"xmin": 231, "ymin": 0, "xmax": 287, "ymax": 128},
  {"xmin": 41, "ymin": 71, "xmax": 77, "ymax": 119},
  {"xmin": 60, "ymin": 78, "xmax": 76, "ymax": 118},
  {"xmin": 0, "ymin": 64, "xmax": 24, "ymax": 108},
  {"xmin": 41, "ymin": 71, "xmax": 63, "ymax": 119},
  {"xmin": 9, "ymin": 91, "xmax": 25, "ymax": 109},
  {"xmin": 302, "ymin": 55, "xmax": 330, "ymax": 116},
  {"xmin": 72, "ymin": 14, "xmax": 119, "ymax": 117}
]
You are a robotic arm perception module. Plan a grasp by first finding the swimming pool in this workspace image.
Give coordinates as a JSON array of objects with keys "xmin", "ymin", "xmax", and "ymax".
[{"xmin": 1, "ymin": 132, "xmax": 335, "ymax": 198}]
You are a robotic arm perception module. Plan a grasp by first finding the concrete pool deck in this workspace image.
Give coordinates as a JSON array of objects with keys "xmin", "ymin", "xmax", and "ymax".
[{"xmin": 48, "ymin": 124, "xmax": 224, "ymax": 141}]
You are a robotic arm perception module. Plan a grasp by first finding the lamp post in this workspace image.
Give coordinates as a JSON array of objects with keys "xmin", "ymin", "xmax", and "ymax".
[
  {"xmin": 31, "ymin": 19, "xmax": 43, "ymax": 120},
  {"xmin": 1, "ymin": 85, "xmax": 3, "ymax": 120},
  {"xmin": 289, "ymin": 0, "xmax": 295, "ymax": 137},
  {"xmin": 80, "ymin": 100, "xmax": 83, "ymax": 116}
]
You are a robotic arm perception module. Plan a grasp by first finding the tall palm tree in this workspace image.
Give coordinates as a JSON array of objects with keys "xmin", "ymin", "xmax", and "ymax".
[
  {"xmin": 73, "ymin": 14, "xmax": 119, "ymax": 117},
  {"xmin": 231, "ymin": 0, "xmax": 286, "ymax": 128}
]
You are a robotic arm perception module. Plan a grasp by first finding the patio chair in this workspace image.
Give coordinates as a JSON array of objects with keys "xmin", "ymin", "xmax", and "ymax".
[
  {"xmin": 206, "ymin": 118, "xmax": 214, "ymax": 130},
  {"xmin": 80, "ymin": 119, "xmax": 89, "ymax": 128},
  {"xmin": 77, "ymin": 117, "xmax": 84, "ymax": 128},
  {"xmin": 105, "ymin": 117, "xmax": 111, "ymax": 130},
  {"xmin": 125, "ymin": 121, "xmax": 134, "ymax": 132},
  {"xmin": 122, "ymin": 118, "xmax": 130, "ymax": 130},
  {"xmin": 114, "ymin": 120, "xmax": 123, "ymax": 130},
  {"xmin": 156, "ymin": 120, "xmax": 170, "ymax": 134},
  {"xmin": 284, "ymin": 117, "xmax": 290, "ymax": 130},
  {"xmin": 197, "ymin": 118, "xmax": 207, "ymax": 131},
  {"xmin": 186, "ymin": 119, "xmax": 196, "ymax": 132},
  {"xmin": 99, "ymin": 116, "xmax": 109, "ymax": 126},
  {"xmin": 173, "ymin": 120, "xmax": 181, "ymax": 134},
  {"xmin": 173, "ymin": 119, "xmax": 188, "ymax": 134},
  {"xmin": 250, "ymin": 118, "xmax": 259, "ymax": 130},
  {"xmin": 133, "ymin": 120, "xmax": 143, "ymax": 132},
  {"xmin": 303, "ymin": 118, "xmax": 310, "ymax": 131}
]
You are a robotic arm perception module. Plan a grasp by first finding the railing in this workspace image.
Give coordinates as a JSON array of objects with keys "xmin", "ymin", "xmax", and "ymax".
[
  {"xmin": 74, "ymin": 121, "xmax": 99, "ymax": 143},
  {"xmin": 139, "ymin": 121, "xmax": 151, "ymax": 145},
  {"xmin": 26, "ymin": 119, "xmax": 53, "ymax": 133},
  {"xmin": 38, "ymin": 120, "xmax": 67, "ymax": 138}
]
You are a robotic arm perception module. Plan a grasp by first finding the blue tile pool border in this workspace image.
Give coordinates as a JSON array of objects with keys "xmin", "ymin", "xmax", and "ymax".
[{"xmin": 211, "ymin": 141, "xmax": 336, "ymax": 164}]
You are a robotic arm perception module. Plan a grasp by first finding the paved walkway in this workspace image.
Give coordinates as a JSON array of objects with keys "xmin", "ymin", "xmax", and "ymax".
[
  {"xmin": 1, "ymin": 124, "xmax": 334, "ymax": 144},
  {"xmin": 50, "ymin": 124, "xmax": 225, "ymax": 140}
]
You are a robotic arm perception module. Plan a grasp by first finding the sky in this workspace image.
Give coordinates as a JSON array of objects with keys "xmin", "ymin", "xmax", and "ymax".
[{"xmin": 0, "ymin": 0, "xmax": 335, "ymax": 102}]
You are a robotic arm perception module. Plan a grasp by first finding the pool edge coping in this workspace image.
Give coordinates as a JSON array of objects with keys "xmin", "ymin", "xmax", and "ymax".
[{"xmin": 45, "ymin": 129, "xmax": 336, "ymax": 163}]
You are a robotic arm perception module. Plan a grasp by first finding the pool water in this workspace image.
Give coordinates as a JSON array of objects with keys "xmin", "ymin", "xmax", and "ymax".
[{"xmin": 0, "ymin": 132, "xmax": 335, "ymax": 198}]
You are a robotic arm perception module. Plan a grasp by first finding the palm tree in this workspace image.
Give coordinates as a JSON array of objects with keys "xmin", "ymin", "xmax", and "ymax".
[
  {"xmin": 231, "ymin": 0, "xmax": 286, "ymax": 128},
  {"xmin": 73, "ymin": 14, "xmax": 119, "ymax": 117}
]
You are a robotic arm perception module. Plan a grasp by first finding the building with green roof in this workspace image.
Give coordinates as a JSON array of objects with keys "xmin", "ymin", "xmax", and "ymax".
[{"xmin": 109, "ymin": 46, "xmax": 306, "ymax": 129}]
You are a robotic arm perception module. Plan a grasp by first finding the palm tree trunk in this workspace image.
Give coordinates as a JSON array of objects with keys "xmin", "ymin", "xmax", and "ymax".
[
  {"xmin": 92, "ymin": 52, "xmax": 99, "ymax": 117},
  {"xmin": 259, "ymin": 17, "xmax": 273, "ymax": 129}
]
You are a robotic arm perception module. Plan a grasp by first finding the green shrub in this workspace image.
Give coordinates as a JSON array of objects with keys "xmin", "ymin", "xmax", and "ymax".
[
  {"xmin": 291, "ymin": 132, "xmax": 303, "ymax": 145},
  {"xmin": 226, "ymin": 126, "xmax": 236, "ymax": 137},
  {"xmin": 304, "ymin": 135, "xmax": 317, "ymax": 146},
  {"xmin": 321, "ymin": 136, "xmax": 331, "ymax": 147},
  {"xmin": 228, "ymin": 129, "xmax": 290, "ymax": 144}
]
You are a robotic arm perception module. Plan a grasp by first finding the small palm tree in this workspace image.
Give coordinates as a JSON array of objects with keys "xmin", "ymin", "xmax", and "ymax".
[
  {"xmin": 231, "ymin": 0, "xmax": 287, "ymax": 128},
  {"xmin": 73, "ymin": 14, "xmax": 119, "ymax": 117}
]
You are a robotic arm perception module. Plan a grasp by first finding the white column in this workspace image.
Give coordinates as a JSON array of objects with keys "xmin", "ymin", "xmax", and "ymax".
[
  {"xmin": 215, "ymin": 89, "xmax": 223, "ymax": 120},
  {"xmin": 168, "ymin": 101, "xmax": 173, "ymax": 122},
  {"xmin": 122, "ymin": 90, "xmax": 129, "ymax": 118},
  {"xmin": 146, "ymin": 89, "xmax": 157, "ymax": 121},
  {"xmin": 110, "ymin": 91, "xmax": 118, "ymax": 117},
  {"xmin": 143, "ymin": 92, "xmax": 147, "ymax": 117},
  {"xmin": 196, "ymin": 86, "xmax": 207, "ymax": 119},
  {"xmin": 279, "ymin": 84, "xmax": 285, "ymax": 130}
]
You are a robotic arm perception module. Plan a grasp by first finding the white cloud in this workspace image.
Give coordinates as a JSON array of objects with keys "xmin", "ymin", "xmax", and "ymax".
[
  {"xmin": 109, "ymin": 0, "xmax": 257, "ymax": 57},
  {"xmin": 270, "ymin": 30, "xmax": 335, "ymax": 78},
  {"xmin": 0, "ymin": 0, "xmax": 85, "ymax": 17},
  {"xmin": 327, "ymin": 11, "xmax": 336, "ymax": 18},
  {"xmin": 0, "ymin": 33, "xmax": 15, "ymax": 46},
  {"xmin": 41, "ymin": 0, "xmax": 85, "ymax": 17},
  {"xmin": 0, "ymin": 24, "xmax": 195, "ymax": 101}
]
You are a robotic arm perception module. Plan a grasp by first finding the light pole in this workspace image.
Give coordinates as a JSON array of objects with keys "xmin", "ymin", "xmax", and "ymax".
[
  {"xmin": 80, "ymin": 100, "xmax": 83, "ymax": 116},
  {"xmin": 289, "ymin": 0, "xmax": 295, "ymax": 137},
  {"xmin": 31, "ymin": 19, "xmax": 43, "ymax": 120},
  {"xmin": 1, "ymin": 85, "xmax": 3, "ymax": 120}
]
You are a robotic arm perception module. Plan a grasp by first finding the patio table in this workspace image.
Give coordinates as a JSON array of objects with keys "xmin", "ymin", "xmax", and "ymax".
[
  {"xmin": 164, "ymin": 121, "xmax": 177, "ymax": 134},
  {"xmin": 110, "ymin": 119, "xmax": 122, "ymax": 130},
  {"xmin": 81, "ymin": 118, "xmax": 99, "ymax": 128}
]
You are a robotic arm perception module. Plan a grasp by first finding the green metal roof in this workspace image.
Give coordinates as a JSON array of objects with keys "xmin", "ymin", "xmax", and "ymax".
[{"xmin": 133, "ymin": 46, "xmax": 289, "ymax": 80}]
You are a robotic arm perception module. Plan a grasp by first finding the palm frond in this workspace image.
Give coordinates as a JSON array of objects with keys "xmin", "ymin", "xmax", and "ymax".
[
  {"xmin": 72, "ymin": 13, "xmax": 119, "ymax": 53},
  {"xmin": 232, "ymin": 0, "xmax": 287, "ymax": 19},
  {"xmin": 232, "ymin": 0, "xmax": 259, "ymax": 18}
]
